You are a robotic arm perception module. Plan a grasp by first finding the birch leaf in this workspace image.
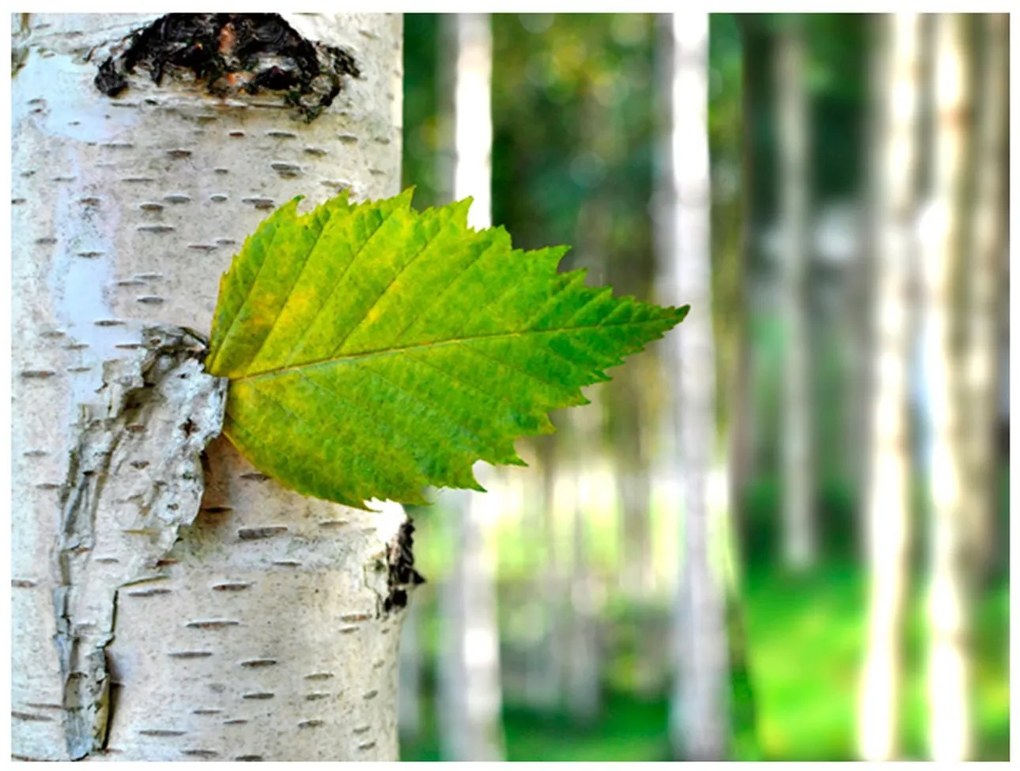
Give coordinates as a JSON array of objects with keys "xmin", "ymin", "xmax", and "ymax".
[{"xmin": 205, "ymin": 189, "xmax": 688, "ymax": 508}]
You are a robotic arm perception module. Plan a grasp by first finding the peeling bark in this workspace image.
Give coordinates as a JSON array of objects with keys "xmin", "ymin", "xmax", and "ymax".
[{"xmin": 54, "ymin": 325, "xmax": 226, "ymax": 757}]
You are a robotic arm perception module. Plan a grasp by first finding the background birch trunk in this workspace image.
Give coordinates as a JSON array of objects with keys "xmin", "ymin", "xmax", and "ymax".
[
  {"xmin": 775, "ymin": 21, "xmax": 817, "ymax": 572},
  {"xmin": 960, "ymin": 13, "xmax": 1007, "ymax": 585},
  {"xmin": 11, "ymin": 13, "xmax": 410, "ymax": 761},
  {"xmin": 855, "ymin": 13, "xmax": 922, "ymax": 761},
  {"xmin": 660, "ymin": 11, "xmax": 731, "ymax": 760},
  {"xmin": 920, "ymin": 13, "xmax": 975, "ymax": 762},
  {"xmin": 433, "ymin": 12, "xmax": 506, "ymax": 761}
]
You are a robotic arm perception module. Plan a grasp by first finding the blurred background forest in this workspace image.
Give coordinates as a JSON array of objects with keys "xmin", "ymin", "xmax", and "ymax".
[{"xmin": 396, "ymin": 13, "xmax": 1009, "ymax": 761}]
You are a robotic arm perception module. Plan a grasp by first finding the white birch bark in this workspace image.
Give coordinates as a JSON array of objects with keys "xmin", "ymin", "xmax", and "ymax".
[
  {"xmin": 434, "ymin": 12, "xmax": 505, "ymax": 761},
  {"xmin": 775, "ymin": 22, "xmax": 816, "ymax": 571},
  {"xmin": 11, "ymin": 13, "xmax": 411, "ymax": 761},
  {"xmin": 920, "ymin": 13, "xmax": 974, "ymax": 762},
  {"xmin": 659, "ymin": 11, "xmax": 731, "ymax": 760},
  {"xmin": 856, "ymin": 13, "xmax": 922, "ymax": 761}
]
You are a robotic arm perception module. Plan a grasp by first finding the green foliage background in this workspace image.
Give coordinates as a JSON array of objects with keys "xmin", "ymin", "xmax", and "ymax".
[{"xmin": 400, "ymin": 12, "xmax": 1009, "ymax": 761}]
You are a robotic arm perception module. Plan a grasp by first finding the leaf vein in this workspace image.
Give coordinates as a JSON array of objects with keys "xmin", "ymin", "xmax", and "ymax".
[{"xmin": 235, "ymin": 318, "xmax": 672, "ymax": 384}]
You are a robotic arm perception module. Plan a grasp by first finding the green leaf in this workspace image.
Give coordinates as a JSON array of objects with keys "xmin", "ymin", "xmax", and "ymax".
[{"xmin": 205, "ymin": 189, "xmax": 688, "ymax": 508}]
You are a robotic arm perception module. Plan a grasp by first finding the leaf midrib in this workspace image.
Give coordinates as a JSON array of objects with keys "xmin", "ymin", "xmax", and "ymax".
[{"xmin": 233, "ymin": 317, "xmax": 677, "ymax": 384}]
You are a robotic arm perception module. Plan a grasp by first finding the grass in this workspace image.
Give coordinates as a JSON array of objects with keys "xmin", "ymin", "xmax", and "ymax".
[
  {"xmin": 400, "ymin": 562, "xmax": 1009, "ymax": 761},
  {"xmin": 741, "ymin": 562, "xmax": 1009, "ymax": 761}
]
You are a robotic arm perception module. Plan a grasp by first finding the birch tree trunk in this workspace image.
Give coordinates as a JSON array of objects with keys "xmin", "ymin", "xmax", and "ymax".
[
  {"xmin": 659, "ymin": 11, "xmax": 731, "ymax": 760},
  {"xmin": 856, "ymin": 13, "xmax": 922, "ymax": 761},
  {"xmin": 11, "ymin": 13, "xmax": 411, "ymax": 761},
  {"xmin": 436, "ymin": 478, "xmax": 505, "ymax": 761},
  {"xmin": 434, "ymin": 12, "xmax": 505, "ymax": 761},
  {"xmin": 960, "ymin": 13, "xmax": 1007, "ymax": 584},
  {"xmin": 564, "ymin": 406, "xmax": 603, "ymax": 725},
  {"xmin": 775, "ymin": 20, "xmax": 816, "ymax": 571},
  {"xmin": 522, "ymin": 438, "xmax": 565, "ymax": 710},
  {"xmin": 920, "ymin": 13, "xmax": 975, "ymax": 761}
]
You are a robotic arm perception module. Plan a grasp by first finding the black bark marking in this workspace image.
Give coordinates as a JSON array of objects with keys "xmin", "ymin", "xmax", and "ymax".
[
  {"xmin": 304, "ymin": 672, "xmax": 334, "ymax": 681},
  {"xmin": 383, "ymin": 518, "xmax": 425, "ymax": 613},
  {"xmin": 13, "ymin": 710, "xmax": 55, "ymax": 722},
  {"xmin": 241, "ymin": 692, "xmax": 274, "ymax": 700},
  {"xmin": 93, "ymin": 14, "xmax": 360, "ymax": 121},
  {"xmin": 125, "ymin": 586, "xmax": 171, "ymax": 597},
  {"xmin": 182, "ymin": 749, "xmax": 219, "ymax": 758},
  {"xmin": 240, "ymin": 658, "xmax": 277, "ymax": 668},
  {"xmin": 241, "ymin": 196, "xmax": 276, "ymax": 210},
  {"xmin": 298, "ymin": 719, "xmax": 324, "ymax": 729},
  {"xmin": 237, "ymin": 525, "xmax": 288, "ymax": 540},
  {"xmin": 26, "ymin": 702, "xmax": 64, "ymax": 711},
  {"xmin": 211, "ymin": 581, "xmax": 252, "ymax": 592},
  {"xmin": 186, "ymin": 619, "xmax": 239, "ymax": 629},
  {"xmin": 271, "ymin": 161, "xmax": 301, "ymax": 178},
  {"xmin": 168, "ymin": 651, "xmax": 213, "ymax": 659}
]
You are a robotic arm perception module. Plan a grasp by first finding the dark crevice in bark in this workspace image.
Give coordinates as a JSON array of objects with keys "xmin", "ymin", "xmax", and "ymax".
[
  {"xmin": 383, "ymin": 518, "xmax": 425, "ymax": 613},
  {"xmin": 93, "ymin": 14, "xmax": 360, "ymax": 121}
]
